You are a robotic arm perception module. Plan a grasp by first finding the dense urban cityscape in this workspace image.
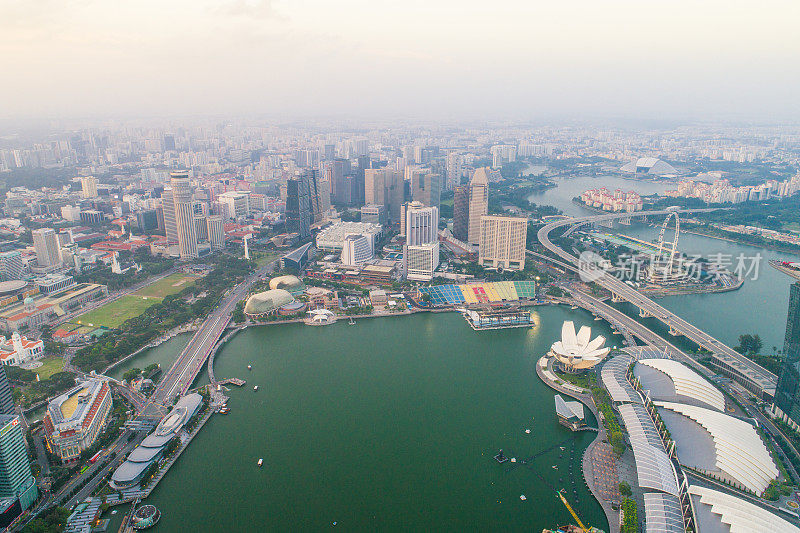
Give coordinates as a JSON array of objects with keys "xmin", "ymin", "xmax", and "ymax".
[{"xmin": 3, "ymin": 1, "xmax": 800, "ymax": 532}]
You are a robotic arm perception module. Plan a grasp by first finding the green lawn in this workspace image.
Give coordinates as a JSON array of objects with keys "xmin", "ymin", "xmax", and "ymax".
[
  {"xmin": 35, "ymin": 356, "xmax": 65, "ymax": 379},
  {"xmin": 132, "ymin": 272, "xmax": 199, "ymax": 299},
  {"xmin": 74, "ymin": 295, "xmax": 157, "ymax": 329},
  {"xmin": 252, "ymin": 251, "xmax": 281, "ymax": 268}
]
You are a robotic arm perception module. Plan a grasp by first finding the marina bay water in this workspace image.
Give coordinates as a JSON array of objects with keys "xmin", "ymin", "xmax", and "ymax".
[{"xmin": 108, "ymin": 310, "xmax": 614, "ymax": 532}]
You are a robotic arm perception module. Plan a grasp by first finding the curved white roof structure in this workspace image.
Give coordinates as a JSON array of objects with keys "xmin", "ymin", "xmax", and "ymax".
[
  {"xmin": 619, "ymin": 403, "xmax": 663, "ymax": 448},
  {"xmin": 618, "ymin": 403, "xmax": 680, "ymax": 497},
  {"xmin": 601, "ymin": 354, "xmax": 641, "ymax": 404},
  {"xmin": 637, "ymin": 358, "xmax": 726, "ymax": 412},
  {"xmin": 620, "ymin": 157, "xmax": 678, "ymax": 176},
  {"xmin": 656, "ymin": 401, "xmax": 778, "ymax": 495},
  {"xmin": 689, "ymin": 485, "xmax": 800, "ymax": 533},
  {"xmin": 643, "ymin": 492, "xmax": 684, "ymax": 533},
  {"xmin": 549, "ymin": 321, "xmax": 610, "ymax": 370}
]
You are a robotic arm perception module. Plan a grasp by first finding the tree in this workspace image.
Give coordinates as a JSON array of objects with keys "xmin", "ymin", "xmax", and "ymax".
[
  {"xmin": 122, "ymin": 368, "xmax": 141, "ymax": 383},
  {"xmin": 736, "ymin": 333, "xmax": 763, "ymax": 355},
  {"xmin": 619, "ymin": 481, "xmax": 632, "ymax": 497}
]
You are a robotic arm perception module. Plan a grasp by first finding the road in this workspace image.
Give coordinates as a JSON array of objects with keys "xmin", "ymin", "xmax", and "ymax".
[{"xmin": 536, "ymin": 208, "xmax": 777, "ymax": 398}]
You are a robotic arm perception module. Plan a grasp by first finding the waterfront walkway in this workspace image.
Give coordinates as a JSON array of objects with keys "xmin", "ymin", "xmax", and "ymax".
[{"xmin": 535, "ymin": 355, "xmax": 620, "ymax": 533}]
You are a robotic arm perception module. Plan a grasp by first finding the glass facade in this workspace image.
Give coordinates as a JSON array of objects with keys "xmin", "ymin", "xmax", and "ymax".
[
  {"xmin": 774, "ymin": 283, "xmax": 800, "ymax": 425},
  {"xmin": 0, "ymin": 416, "xmax": 37, "ymax": 513}
]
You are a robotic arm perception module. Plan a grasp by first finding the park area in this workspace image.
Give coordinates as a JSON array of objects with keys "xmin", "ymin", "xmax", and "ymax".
[{"xmin": 72, "ymin": 272, "xmax": 200, "ymax": 329}]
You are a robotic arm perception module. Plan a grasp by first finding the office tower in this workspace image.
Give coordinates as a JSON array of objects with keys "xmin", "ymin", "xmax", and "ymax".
[
  {"xmin": 446, "ymin": 153, "xmax": 462, "ymax": 190},
  {"xmin": 331, "ymin": 159, "xmax": 352, "ymax": 205},
  {"xmin": 773, "ymin": 282, "xmax": 800, "ymax": 428},
  {"xmin": 194, "ymin": 216, "xmax": 208, "ymax": 241},
  {"xmin": 317, "ymin": 177, "xmax": 331, "ymax": 216},
  {"xmin": 467, "ymin": 168, "xmax": 490, "ymax": 245},
  {"xmin": 341, "ymin": 234, "xmax": 373, "ymax": 266},
  {"xmin": 355, "ymin": 155, "xmax": 370, "ymax": 206},
  {"xmin": 0, "ymin": 368, "xmax": 13, "ymax": 416},
  {"xmin": 403, "ymin": 202, "xmax": 438, "ymax": 246},
  {"xmin": 161, "ymin": 189, "xmax": 178, "ymax": 243},
  {"xmin": 0, "ymin": 252, "xmax": 24, "ymax": 281},
  {"xmin": 410, "ymin": 170, "xmax": 441, "ymax": 210},
  {"xmin": 207, "ymin": 215, "xmax": 225, "ymax": 250},
  {"xmin": 0, "ymin": 415, "xmax": 38, "ymax": 513},
  {"xmin": 163, "ymin": 134, "xmax": 176, "ymax": 151},
  {"xmin": 452, "ymin": 186, "xmax": 470, "ymax": 242},
  {"xmin": 478, "ymin": 215, "xmax": 528, "ymax": 270},
  {"xmin": 321, "ymin": 144, "xmax": 336, "ymax": 161},
  {"xmin": 80, "ymin": 176, "xmax": 98, "ymax": 198},
  {"xmin": 364, "ymin": 168, "xmax": 403, "ymax": 225},
  {"xmin": 219, "ymin": 191, "xmax": 250, "ymax": 220},
  {"xmin": 304, "ymin": 169, "xmax": 324, "ymax": 225},
  {"xmin": 361, "ymin": 204, "xmax": 387, "ymax": 226},
  {"xmin": 171, "ymin": 172, "xmax": 198, "ymax": 259},
  {"xmin": 404, "ymin": 242, "xmax": 439, "ymax": 281},
  {"xmin": 32, "ymin": 228, "xmax": 61, "ymax": 268},
  {"xmin": 286, "ymin": 176, "xmax": 311, "ymax": 239}
]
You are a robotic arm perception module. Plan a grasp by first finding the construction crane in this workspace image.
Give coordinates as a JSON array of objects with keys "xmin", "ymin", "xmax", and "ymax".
[{"xmin": 557, "ymin": 489, "xmax": 589, "ymax": 533}]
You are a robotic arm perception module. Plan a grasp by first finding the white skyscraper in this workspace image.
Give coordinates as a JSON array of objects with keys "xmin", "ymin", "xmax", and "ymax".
[
  {"xmin": 161, "ymin": 188, "xmax": 178, "ymax": 244},
  {"xmin": 341, "ymin": 234, "xmax": 373, "ymax": 266},
  {"xmin": 32, "ymin": 228, "xmax": 62, "ymax": 268},
  {"xmin": 446, "ymin": 152, "xmax": 462, "ymax": 190},
  {"xmin": 171, "ymin": 172, "xmax": 198, "ymax": 259},
  {"xmin": 206, "ymin": 215, "xmax": 225, "ymax": 250},
  {"xmin": 467, "ymin": 168, "xmax": 490, "ymax": 245},
  {"xmin": 403, "ymin": 201, "xmax": 438, "ymax": 246},
  {"xmin": 479, "ymin": 215, "xmax": 528, "ymax": 271},
  {"xmin": 80, "ymin": 176, "xmax": 98, "ymax": 198}
]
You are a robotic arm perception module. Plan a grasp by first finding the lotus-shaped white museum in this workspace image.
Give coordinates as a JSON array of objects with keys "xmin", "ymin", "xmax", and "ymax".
[{"xmin": 549, "ymin": 321, "xmax": 611, "ymax": 371}]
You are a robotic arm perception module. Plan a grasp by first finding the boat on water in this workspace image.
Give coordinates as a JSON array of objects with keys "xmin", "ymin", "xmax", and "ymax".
[
  {"xmin": 254, "ymin": 385, "xmax": 259, "ymax": 391},
  {"xmin": 348, "ymin": 317, "xmax": 355, "ymax": 325},
  {"xmin": 552, "ymin": 465, "xmax": 558, "ymax": 469},
  {"xmin": 219, "ymin": 407, "xmax": 230, "ymax": 414},
  {"xmin": 570, "ymin": 305, "xmax": 578, "ymax": 310},
  {"xmin": 248, "ymin": 365, "xmax": 252, "ymax": 370},
  {"xmin": 593, "ymin": 316, "xmax": 602, "ymax": 321},
  {"xmin": 257, "ymin": 458, "xmax": 263, "ymax": 467}
]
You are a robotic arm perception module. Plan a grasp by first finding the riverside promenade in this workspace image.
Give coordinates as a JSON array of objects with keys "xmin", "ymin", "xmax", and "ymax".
[{"xmin": 536, "ymin": 355, "xmax": 620, "ymax": 533}]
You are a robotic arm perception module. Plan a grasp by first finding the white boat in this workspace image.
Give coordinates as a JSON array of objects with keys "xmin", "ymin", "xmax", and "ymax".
[
  {"xmin": 248, "ymin": 365, "xmax": 252, "ymax": 370},
  {"xmin": 525, "ymin": 429, "xmax": 531, "ymax": 434},
  {"xmin": 520, "ymin": 495, "xmax": 526, "ymax": 501},
  {"xmin": 257, "ymin": 458, "xmax": 263, "ymax": 467},
  {"xmin": 254, "ymin": 385, "xmax": 259, "ymax": 391},
  {"xmin": 348, "ymin": 317, "xmax": 355, "ymax": 325}
]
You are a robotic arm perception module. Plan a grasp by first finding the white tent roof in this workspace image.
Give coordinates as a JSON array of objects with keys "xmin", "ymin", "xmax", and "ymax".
[
  {"xmin": 656, "ymin": 401, "xmax": 778, "ymax": 494},
  {"xmin": 638, "ymin": 358, "xmax": 726, "ymax": 412},
  {"xmin": 689, "ymin": 485, "xmax": 800, "ymax": 533}
]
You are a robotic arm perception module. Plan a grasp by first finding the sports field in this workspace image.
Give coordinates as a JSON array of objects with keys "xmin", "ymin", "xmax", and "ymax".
[
  {"xmin": 75, "ymin": 295, "xmax": 157, "ymax": 329},
  {"xmin": 35, "ymin": 357, "xmax": 65, "ymax": 379},
  {"xmin": 132, "ymin": 272, "xmax": 199, "ymax": 298}
]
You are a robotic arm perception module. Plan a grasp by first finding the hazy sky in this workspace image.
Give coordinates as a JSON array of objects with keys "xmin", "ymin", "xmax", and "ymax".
[{"xmin": 2, "ymin": 0, "xmax": 799, "ymax": 121}]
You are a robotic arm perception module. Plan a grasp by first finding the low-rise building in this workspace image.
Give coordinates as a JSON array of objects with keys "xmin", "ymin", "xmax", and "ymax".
[
  {"xmin": 0, "ymin": 333, "xmax": 43, "ymax": 366},
  {"xmin": 43, "ymin": 379, "xmax": 112, "ymax": 463}
]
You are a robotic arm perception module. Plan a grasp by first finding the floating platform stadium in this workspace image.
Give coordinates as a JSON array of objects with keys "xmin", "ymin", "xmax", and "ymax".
[
  {"xmin": 460, "ymin": 307, "xmax": 536, "ymax": 330},
  {"xmin": 419, "ymin": 281, "xmax": 537, "ymax": 306}
]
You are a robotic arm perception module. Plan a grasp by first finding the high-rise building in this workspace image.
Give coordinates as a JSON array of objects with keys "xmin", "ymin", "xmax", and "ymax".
[
  {"xmin": 218, "ymin": 191, "xmax": 250, "ymax": 220},
  {"xmin": 410, "ymin": 170, "xmax": 441, "ymax": 210},
  {"xmin": 0, "ymin": 368, "xmax": 13, "ymax": 416},
  {"xmin": 80, "ymin": 176, "xmax": 98, "ymax": 198},
  {"xmin": 44, "ymin": 379, "xmax": 112, "ymax": 463},
  {"xmin": 32, "ymin": 228, "xmax": 61, "ymax": 268},
  {"xmin": 171, "ymin": 172, "xmax": 198, "ymax": 259},
  {"xmin": 207, "ymin": 215, "xmax": 225, "ymax": 250},
  {"xmin": 446, "ymin": 153, "xmax": 463, "ymax": 190},
  {"xmin": 452, "ymin": 186, "xmax": 470, "ymax": 242},
  {"xmin": 365, "ymin": 168, "xmax": 403, "ymax": 225},
  {"xmin": 303, "ymin": 169, "xmax": 325, "ymax": 225},
  {"xmin": 0, "ymin": 252, "xmax": 24, "ymax": 282},
  {"xmin": 402, "ymin": 202, "xmax": 438, "ymax": 246},
  {"xmin": 773, "ymin": 282, "xmax": 800, "ymax": 429},
  {"xmin": 161, "ymin": 189, "xmax": 178, "ymax": 243},
  {"xmin": 0, "ymin": 415, "xmax": 38, "ymax": 516},
  {"xmin": 404, "ymin": 242, "xmax": 439, "ymax": 281},
  {"xmin": 331, "ymin": 159, "xmax": 352, "ymax": 206},
  {"xmin": 341, "ymin": 234, "xmax": 373, "ymax": 266},
  {"xmin": 286, "ymin": 176, "xmax": 311, "ymax": 239},
  {"xmin": 478, "ymin": 215, "xmax": 528, "ymax": 270},
  {"xmin": 361, "ymin": 204, "xmax": 387, "ymax": 226},
  {"xmin": 467, "ymin": 168, "xmax": 490, "ymax": 245}
]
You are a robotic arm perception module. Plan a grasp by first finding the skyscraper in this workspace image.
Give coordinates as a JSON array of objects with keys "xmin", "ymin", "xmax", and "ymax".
[
  {"xmin": 446, "ymin": 152, "xmax": 462, "ymax": 190},
  {"xmin": 32, "ymin": 228, "xmax": 61, "ymax": 268},
  {"xmin": 0, "ymin": 367, "xmax": 13, "ymax": 416},
  {"xmin": 478, "ymin": 215, "xmax": 528, "ymax": 270},
  {"xmin": 80, "ymin": 176, "xmax": 98, "ymax": 198},
  {"xmin": 467, "ymin": 168, "xmax": 490, "ymax": 245},
  {"xmin": 773, "ymin": 282, "xmax": 800, "ymax": 428},
  {"xmin": 171, "ymin": 172, "xmax": 198, "ymax": 259},
  {"xmin": 0, "ymin": 252, "xmax": 24, "ymax": 282},
  {"xmin": 365, "ymin": 168, "xmax": 403, "ymax": 225},
  {"xmin": 452, "ymin": 185, "xmax": 470, "ymax": 242},
  {"xmin": 207, "ymin": 215, "xmax": 225, "ymax": 250},
  {"xmin": 161, "ymin": 188, "xmax": 178, "ymax": 244},
  {"xmin": 0, "ymin": 415, "xmax": 38, "ymax": 514},
  {"xmin": 286, "ymin": 176, "xmax": 311, "ymax": 239},
  {"xmin": 331, "ymin": 159, "xmax": 352, "ymax": 205},
  {"xmin": 403, "ymin": 202, "xmax": 438, "ymax": 246},
  {"xmin": 304, "ymin": 169, "xmax": 325, "ymax": 225},
  {"xmin": 410, "ymin": 170, "xmax": 441, "ymax": 210}
]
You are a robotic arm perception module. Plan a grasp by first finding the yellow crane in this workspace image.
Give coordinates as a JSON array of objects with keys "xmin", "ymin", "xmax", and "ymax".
[{"xmin": 557, "ymin": 489, "xmax": 589, "ymax": 533}]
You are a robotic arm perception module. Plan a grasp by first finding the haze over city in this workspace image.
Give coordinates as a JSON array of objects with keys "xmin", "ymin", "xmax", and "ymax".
[{"xmin": 2, "ymin": 0, "xmax": 800, "ymax": 121}]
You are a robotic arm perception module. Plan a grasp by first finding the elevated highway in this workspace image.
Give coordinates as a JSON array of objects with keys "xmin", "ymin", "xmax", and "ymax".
[{"xmin": 535, "ymin": 209, "xmax": 777, "ymax": 399}]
